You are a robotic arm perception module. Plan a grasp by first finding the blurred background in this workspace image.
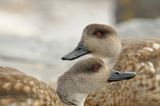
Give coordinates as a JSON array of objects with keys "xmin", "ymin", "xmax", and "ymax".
[{"xmin": 0, "ymin": 0, "xmax": 160, "ymax": 85}]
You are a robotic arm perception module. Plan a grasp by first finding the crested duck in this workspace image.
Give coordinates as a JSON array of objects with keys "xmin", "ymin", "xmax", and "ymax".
[
  {"xmin": 0, "ymin": 58, "xmax": 135, "ymax": 106},
  {"xmin": 62, "ymin": 24, "xmax": 160, "ymax": 106}
]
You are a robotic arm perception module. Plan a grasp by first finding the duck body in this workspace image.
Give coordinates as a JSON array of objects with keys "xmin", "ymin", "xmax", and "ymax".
[
  {"xmin": 62, "ymin": 24, "xmax": 160, "ymax": 106},
  {"xmin": 85, "ymin": 39, "xmax": 160, "ymax": 106}
]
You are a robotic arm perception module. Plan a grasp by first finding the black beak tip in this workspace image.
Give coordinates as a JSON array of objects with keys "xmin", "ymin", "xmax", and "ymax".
[
  {"xmin": 61, "ymin": 57, "xmax": 72, "ymax": 60},
  {"xmin": 61, "ymin": 55, "xmax": 77, "ymax": 61},
  {"xmin": 61, "ymin": 57, "xmax": 66, "ymax": 60}
]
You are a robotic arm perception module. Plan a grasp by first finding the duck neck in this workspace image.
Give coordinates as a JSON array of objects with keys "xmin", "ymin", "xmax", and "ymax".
[
  {"xmin": 102, "ymin": 56, "xmax": 118, "ymax": 68},
  {"xmin": 102, "ymin": 36, "xmax": 121, "ymax": 68},
  {"xmin": 57, "ymin": 89, "xmax": 88, "ymax": 106}
]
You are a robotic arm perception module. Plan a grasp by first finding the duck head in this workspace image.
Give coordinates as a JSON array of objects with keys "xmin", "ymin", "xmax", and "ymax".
[
  {"xmin": 57, "ymin": 58, "xmax": 136, "ymax": 106},
  {"xmin": 62, "ymin": 24, "xmax": 121, "ymax": 67}
]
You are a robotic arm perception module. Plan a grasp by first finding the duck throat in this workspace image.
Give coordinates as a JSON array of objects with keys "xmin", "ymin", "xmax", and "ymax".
[
  {"xmin": 102, "ymin": 56, "xmax": 118, "ymax": 68},
  {"xmin": 57, "ymin": 89, "xmax": 87, "ymax": 106}
]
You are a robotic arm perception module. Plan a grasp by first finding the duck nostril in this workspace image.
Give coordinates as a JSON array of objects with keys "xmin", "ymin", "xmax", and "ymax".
[
  {"xmin": 76, "ymin": 48, "xmax": 81, "ymax": 50},
  {"xmin": 115, "ymin": 72, "xmax": 120, "ymax": 75}
]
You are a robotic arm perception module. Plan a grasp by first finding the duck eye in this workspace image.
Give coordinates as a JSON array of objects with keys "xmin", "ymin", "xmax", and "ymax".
[
  {"xmin": 91, "ymin": 63, "xmax": 101, "ymax": 72},
  {"xmin": 93, "ymin": 30, "xmax": 105, "ymax": 38}
]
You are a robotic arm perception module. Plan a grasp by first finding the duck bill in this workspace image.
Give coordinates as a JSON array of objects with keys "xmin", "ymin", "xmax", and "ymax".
[
  {"xmin": 108, "ymin": 70, "xmax": 136, "ymax": 82},
  {"xmin": 62, "ymin": 42, "xmax": 90, "ymax": 60}
]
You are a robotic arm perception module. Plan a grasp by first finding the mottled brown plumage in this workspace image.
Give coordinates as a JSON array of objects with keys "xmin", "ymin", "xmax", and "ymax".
[
  {"xmin": 0, "ymin": 67, "xmax": 63, "ymax": 106},
  {"xmin": 85, "ymin": 39, "xmax": 160, "ymax": 106}
]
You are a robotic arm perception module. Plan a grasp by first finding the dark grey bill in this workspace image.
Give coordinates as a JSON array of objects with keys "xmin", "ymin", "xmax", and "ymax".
[
  {"xmin": 62, "ymin": 42, "xmax": 90, "ymax": 60},
  {"xmin": 108, "ymin": 70, "xmax": 136, "ymax": 82}
]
